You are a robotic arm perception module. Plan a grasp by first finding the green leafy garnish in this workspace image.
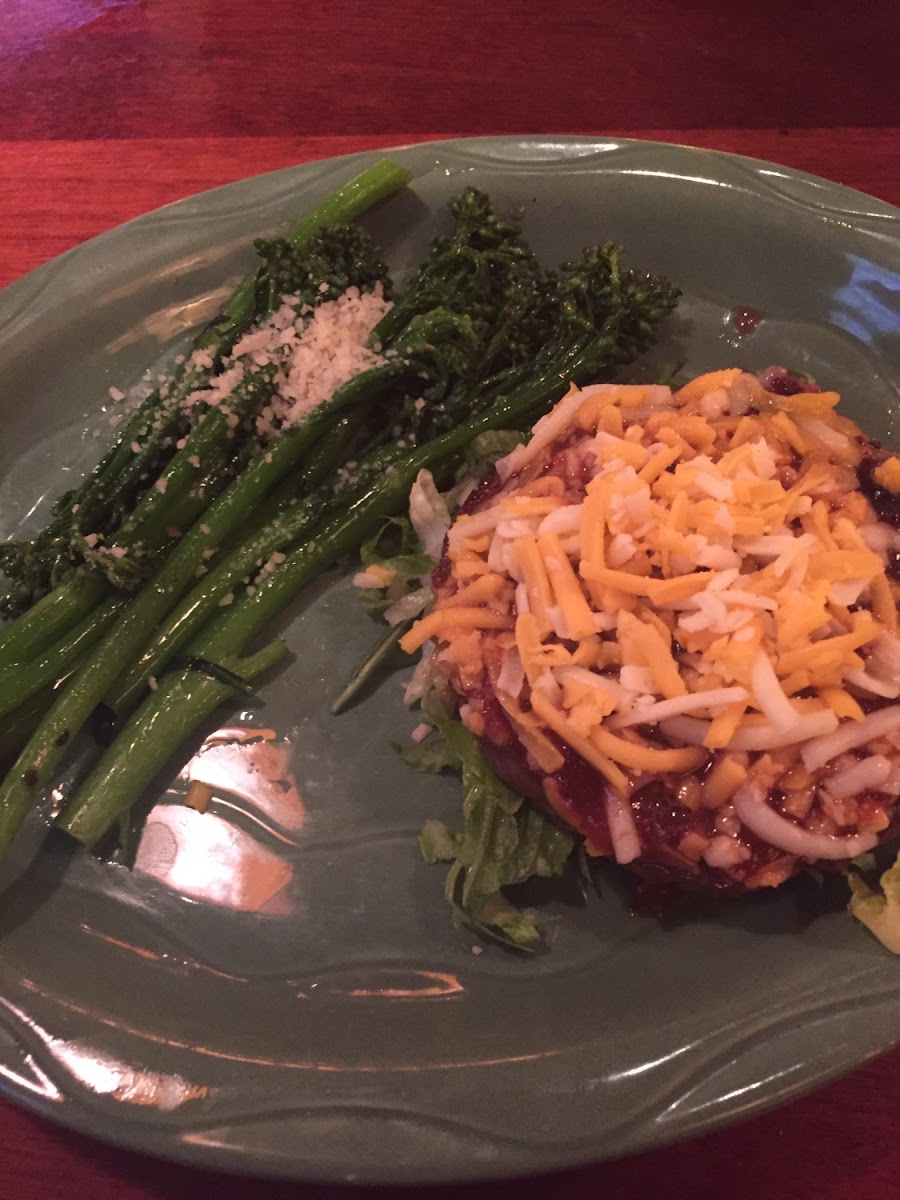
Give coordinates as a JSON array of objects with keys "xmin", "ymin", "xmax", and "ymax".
[
  {"xmin": 457, "ymin": 429, "xmax": 525, "ymax": 483},
  {"xmin": 330, "ymin": 620, "xmax": 413, "ymax": 715},
  {"xmin": 413, "ymin": 717, "xmax": 574, "ymax": 950},
  {"xmin": 396, "ymin": 736, "xmax": 460, "ymax": 775},
  {"xmin": 848, "ymin": 850, "xmax": 900, "ymax": 954},
  {"xmin": 356, "ymin": 516, "xmax": 436, "ymax": 613}
]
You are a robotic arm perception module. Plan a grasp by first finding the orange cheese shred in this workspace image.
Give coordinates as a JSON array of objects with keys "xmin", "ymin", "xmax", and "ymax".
[
  {"xmin": 529, "ymin": 690, "xmax": 630, "ymax": 795},
  {"xmin": 703, "ymin": 701, "xmax": 748, "ymax": 750},
  {"xmin": 399, "ymin": 607, "xmax": 512, "ymax": 654},
  {"xmin": 439, "ymin": 573, "xmax": 509, "ymax": 609},
  {"xmin": 417, "ymin": 369, "xmax": 900, "ymax": 846},
  {"xmin": 617, "ymin": 610, "xmax": 686, "ymax": 698},
  {"xmin": 675, "ymin": 368, "xmax": 743, "ymax": 403},
  {"xmin": 538, "ymin": 532, "xmax": 597, "ymax": 640},
  {"xmin": 590, "ymin": 725, "xmax": 706, "ymax": 773}
]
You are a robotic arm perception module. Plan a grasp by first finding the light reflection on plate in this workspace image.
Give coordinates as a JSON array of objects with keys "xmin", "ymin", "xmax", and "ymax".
[{"xmin": 133, "ymin": 726, "xmax": 303, "ymax": 913}]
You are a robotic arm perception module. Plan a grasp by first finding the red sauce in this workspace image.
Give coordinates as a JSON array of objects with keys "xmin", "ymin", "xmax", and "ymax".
[
  {"xmin": 549, "ymin": 751, "xmax": 615, "ymax": 853},
  {"xmin": 858, "ymin": 448, "xmax": 900, "ymax": 528},
  {"xmin": 757, "ymin": 365, "xmax": 821, "ymax": 396},
  {"xmin": 630, "ymin": 780, "xmax": 704, "ymax": 847},
  {"xmin": 729, "ymin": 306, "xmax": 763, "ymax": 336},
  {"xmin": 431, "ymin": 469, "xmax": 503, "ymax": 590}
]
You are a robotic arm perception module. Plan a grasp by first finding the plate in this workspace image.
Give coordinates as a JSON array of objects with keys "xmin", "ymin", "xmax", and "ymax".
[{"xmin": 0, "ymin": 137, "xmax": 898, "ymax": 1183}]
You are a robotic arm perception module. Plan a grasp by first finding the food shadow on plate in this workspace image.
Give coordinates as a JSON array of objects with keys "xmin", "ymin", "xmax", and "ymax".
[
  {"xmin": 0, "ymin": 826, "xmax": 80, "ymax": 942},
  {"xmin": 582, "ymin": 854, "xmax": 853, "ymax": 940},
  {"xmin": 503, "ymin": 860, "xmax": 590, "ymax": 915}
]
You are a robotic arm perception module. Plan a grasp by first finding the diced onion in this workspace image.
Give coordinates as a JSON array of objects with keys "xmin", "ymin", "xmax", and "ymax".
[
  {"xmin": 496, "ymin": 649, "xmax": 525, "ymax": 699},
  {"xmin": 662, "ymin": 708, "xmax": 838, "ymax": 751},
  {"xmin": 733, "ymin": 782, "xmax": 878, "ymax": 860},
  {"xmin": 828, "ymin": 578, "xmax": 869, "ymax": 607},
  {"xmin": 619, "ymin": 665, "xmax": 656, "ymax": 695},
  {"xmin": 795, "ymin": 416, "xmax": 853, "ymax": 456},
  {"xmin": 823, "ymin": 755, "xmax": 892, "ymax": 801},
  {"xmin": 534, "ymin": 669, "xmax": 562, "ymax": 705},
  {"xmin": 537, "ymin": 505, "xmax": 583, "ymax": 536},
  {"xmin": 496, "ymin": 386, "xmax": 588, "ymax": 480},
  {"xmin": 447, "ymin": 506, "xmax": 503, "ymax": 545},
  {"xmin": 609, "ymin": 686, "xmax": 747, "ymax": 729},
  {"xmin": 605, "ymin": 792, "xmax": 641, "ymax": 864},
  {"xmin": 865, "ymin": 630, "xmax": 900, "ymax": 680},
  {"xmin": 403, "ymin": 640, "xmax": 435, "ymax": 706},
  {"xmin": 859, "ymin": 522, "xmax": 900, "ymax": 554},
  {"xmin": 844, "ymin": 669, "xmax": 900, "ymax": 699},
  {"xmin": 703, "ymin": 835, "xmax": 750, "ymax": 868},
  {"xmin": 801, "ymin": 705, "xmax": 900, "ymax": 771},
  {"xmin": 384, "ymin": 586, "xmax": 431, "ymax": 627},
  {"xmin": 556, "ymin": 665, "xmax": 628, "ymax": 702},
  {"xmin": 353, "ymin": 568, "xmax": 391, "ymax": 588}
]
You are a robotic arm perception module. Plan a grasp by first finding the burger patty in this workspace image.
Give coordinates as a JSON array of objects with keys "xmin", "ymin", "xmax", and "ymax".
[{"xmin": 411, "ymin": 368, "xmax": 900, "ymax": 897}]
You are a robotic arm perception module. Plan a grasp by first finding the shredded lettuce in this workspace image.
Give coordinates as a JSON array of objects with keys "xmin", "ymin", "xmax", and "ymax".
[
  {"xmin": 342, "ymin": 445, "xmax": 574, "ymax": 950},
  {"xmin": 412, "ymin": 715, "xmax": 574, "ymax": 950},
  {"xmin": 357, "ymin": 515, "xmax": 435, "ymax": 613},
  {"xmin": 458, "ymin": 429, "xmax": 525, "ymax": 483},
  {"xmin": 848, "ymin": 850, "xmax": 900, "ymax": 954},
  {"xmin": 408, "ymin": 469, "xmax": 452, "ymax": 559},
  {"xmin": 398, "ymin": 736, "xmax": 460, "ymax": 775}
]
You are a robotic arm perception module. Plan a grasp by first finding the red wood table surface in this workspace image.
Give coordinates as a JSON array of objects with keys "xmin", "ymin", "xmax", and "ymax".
[{"xmin": 1, "ymin": 2, "xmax": 898, "ymax": 1197}]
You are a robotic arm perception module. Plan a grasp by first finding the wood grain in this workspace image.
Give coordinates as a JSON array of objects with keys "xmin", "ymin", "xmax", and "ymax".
[
  {"xmin": 2, "ymin": 128, "xmax": 898, "ymax": 289},
  {"xmin": 0, "ymin": 0, "xmax": 898, "ymax": 1195},
  {"xmin": 1, "ymin": 1, "xmax": 897, "ymax": 138}
]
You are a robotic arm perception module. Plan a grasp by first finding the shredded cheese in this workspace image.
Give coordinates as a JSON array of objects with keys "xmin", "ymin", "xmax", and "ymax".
[{"xmin": 405, "ymin": 369, "xmax": 900, "ymax": 873}]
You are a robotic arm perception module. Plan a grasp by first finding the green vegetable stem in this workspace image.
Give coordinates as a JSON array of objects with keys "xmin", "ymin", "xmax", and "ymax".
[
  {"xmin": 0, "ymin": 158, "xmax": 411, "ymax": 621},
  {"xmin": 0, "ymin": 178, "xmax": 679, "ymax": 873}
]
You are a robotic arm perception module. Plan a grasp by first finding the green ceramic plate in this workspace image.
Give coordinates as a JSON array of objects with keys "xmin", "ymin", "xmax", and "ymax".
[{"xmin": 0, "ymin": 137, "xmax": 897, "ymax": 1183}]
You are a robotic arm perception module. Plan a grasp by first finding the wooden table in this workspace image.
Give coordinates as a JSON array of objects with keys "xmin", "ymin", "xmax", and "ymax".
[{"xmin": 1, "ymin": 2, "xmax": 897, "ymax": 1196}]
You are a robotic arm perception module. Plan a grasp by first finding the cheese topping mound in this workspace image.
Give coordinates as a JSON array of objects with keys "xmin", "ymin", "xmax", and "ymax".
[{"xmin": 402, "ymin": 370, "xmax": 900, "ymax": 881}]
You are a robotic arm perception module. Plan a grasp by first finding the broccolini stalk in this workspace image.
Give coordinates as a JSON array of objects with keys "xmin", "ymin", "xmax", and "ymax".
[
  {"xmin": 0, "ymin": 159, "xmax": 411, "ymax": 614},
  {"xmin": 0, "ymin": 186, "xmax": 680, "ymax": 862},
  {"xmin": 58, "ymin": 285, "xmax": 678, "ymax": 849},
  {"xmin": 0, "ymin": 573, "xmax": 109, "ymax": 670},
  {"xmin": 0, "ymin": 687, "xmax": 58, "ymax": 775},
  {"xmin": 0, "ymin": 596, "xmax": 125, "ymax": 721},
  {"xmin": 0, "ymin": 358, "xmax": 411, "ymax": 857}
]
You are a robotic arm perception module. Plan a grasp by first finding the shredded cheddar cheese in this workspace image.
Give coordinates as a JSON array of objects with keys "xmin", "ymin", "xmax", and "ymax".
[
  {"xmin": 874, "ymin": 456, "xmax": 900, "ymax": 493},
  {"xmin": 407, "ymin": 369, "xmax": 900, "ymax": 865}
]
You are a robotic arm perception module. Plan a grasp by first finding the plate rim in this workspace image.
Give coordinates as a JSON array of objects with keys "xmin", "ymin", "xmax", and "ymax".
[{"xmin": 0, "ymin": 133, "xmax": 898, "ymax": 1184}]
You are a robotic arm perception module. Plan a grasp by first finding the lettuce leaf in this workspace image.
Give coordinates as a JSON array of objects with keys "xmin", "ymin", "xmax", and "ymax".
[
  {"xmin": 396, "ymin": 736, "xmax": 460, "ymax": 775},
  {"xmin": 848, "ymin": 850, "xmax": 900, "ymax": 954},
  {"xmin": 355, "ymin": 517, "xmax": 436, "ymax": 614},
  {"xmin": 408, "ymin": 469, "xmax": 451, "ymax": 559},
  {"xmin": 414, "ymin": 717, "xmax": 574, "ymax": 950},
  {"xmin": 458, "ymin": 429, "xmax": 525, "ymax": 482}
]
